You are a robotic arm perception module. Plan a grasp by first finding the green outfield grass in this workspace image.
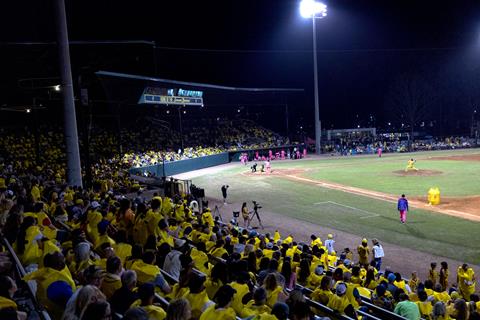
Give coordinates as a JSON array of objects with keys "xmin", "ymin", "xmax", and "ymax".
[{"xmin": 191, "ymin": 149, "xmax": 480, "ymax": 264}]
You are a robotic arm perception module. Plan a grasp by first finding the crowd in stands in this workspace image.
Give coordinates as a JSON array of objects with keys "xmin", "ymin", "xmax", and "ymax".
[
  {"xmin": 323, "ymin": 136, "xmax": 478, "ymax": 156},
  {"xmin": 0, "ymin": 169, "xmax": 478, "ymax": 320},
  {"xmin": 0, "ymin": 118, "xmax": 288, "ymax": 174}
]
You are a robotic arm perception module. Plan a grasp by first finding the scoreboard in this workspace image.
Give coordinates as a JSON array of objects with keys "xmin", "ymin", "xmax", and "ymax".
[{"xmin": 138, "ymin": 87, "xmax": 204, "ymax": 106}]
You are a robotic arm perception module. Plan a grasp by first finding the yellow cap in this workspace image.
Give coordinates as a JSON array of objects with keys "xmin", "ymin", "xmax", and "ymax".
[
  {"xmin": 362, "ymin": 238, "xmax": 368, "ymax": 243},
  {"xmin": 328, "ymin": 234, "xmax": 333, "ymax": 239}
]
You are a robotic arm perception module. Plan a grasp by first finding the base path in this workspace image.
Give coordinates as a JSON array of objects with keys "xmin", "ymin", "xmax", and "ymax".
[{"xmin": 275, "ymin": 170, "xmax": 480, "ymax": 222}]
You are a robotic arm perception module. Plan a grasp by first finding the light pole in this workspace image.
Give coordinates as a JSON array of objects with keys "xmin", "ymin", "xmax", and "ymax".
[{"xmin": 300, "ymin": 0, "xmax": 327, "ymax": 155}]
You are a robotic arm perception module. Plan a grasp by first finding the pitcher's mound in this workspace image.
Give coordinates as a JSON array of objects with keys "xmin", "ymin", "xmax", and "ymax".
[{"xmin": 392, "ymin": 170, "xmax": 443, "ymax": 176}]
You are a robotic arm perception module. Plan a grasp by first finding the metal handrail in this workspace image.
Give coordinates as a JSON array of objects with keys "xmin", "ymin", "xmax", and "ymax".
[
  {"xmin": 296, "ymin": 279, "xmax": 409, "ymax": 320},
  {"xmin": 2, "ymin": 237, "xmax": 52, "ymax": 320}
]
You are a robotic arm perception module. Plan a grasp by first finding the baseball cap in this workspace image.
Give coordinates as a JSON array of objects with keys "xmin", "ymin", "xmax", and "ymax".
[
  {"xmin": 362, "ymin": 238, "xmax": 368, "ymax": 244},
  {"xmin": 336, "ymin": 283, "xmax": 347, "ymax": 295},
  {"xmin": 91, "ymin": 201, "xmax": 100, "ymax": 209},
  {"xmin": 315, "ymin": 266, "xmax": 324, "ymax": 275},
  {"xmin": 47, "ymin": 280, "xmax": 73, "ymax": 307},
  {"xmin": 328, "ymin": 234, "xmax": 333, "ymax": 239},
  {"xmin": 97, "ymin": 220, "xmax": 110, "ymax": 234},
  {"xmin": 272, "ymin": 302, "xmax": 289, "ymax": 320},
  {"xmin": 376, "ymin": 284, "xmax": 387, "ymax": 296},
  {"xmin": 266, "ymin": 242, "xmax": 274, "ymax": 249},
  {"xmin": 174, "ymin": 238, "xmax": 186, "ymax": 248},
  {"xmin": 387, "ymin": 273, "xmax": 396, "ymax": 282}
]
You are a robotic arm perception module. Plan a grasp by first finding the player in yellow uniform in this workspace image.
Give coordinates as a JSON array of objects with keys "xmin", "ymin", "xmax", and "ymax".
[{"xmin": 405, "ymin": 158, "xmax": 418, "ymax": 172}]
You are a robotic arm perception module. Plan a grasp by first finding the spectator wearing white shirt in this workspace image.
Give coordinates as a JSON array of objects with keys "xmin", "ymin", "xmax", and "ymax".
[
  {"xmin": 324, "ymin": 234, "xmax": 335, "ymax": 255},
  {"xmin": 372, "ymin": 238, "xmax": 385, "ymax": 271}
]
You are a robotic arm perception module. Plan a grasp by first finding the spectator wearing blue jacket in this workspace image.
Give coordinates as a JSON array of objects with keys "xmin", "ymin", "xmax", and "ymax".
[{"xmin": 397, "ymin": 194, "xmax": 409, "ymax": 224}]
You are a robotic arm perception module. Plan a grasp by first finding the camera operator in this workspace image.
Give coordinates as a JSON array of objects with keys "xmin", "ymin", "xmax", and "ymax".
[
  {"xmin": 241, "ymin": 202, "xmax": 250, "ymax": 227},
  {"xmin": 221, "ymin": 185, "xmax": 229, "ymax": 204}
]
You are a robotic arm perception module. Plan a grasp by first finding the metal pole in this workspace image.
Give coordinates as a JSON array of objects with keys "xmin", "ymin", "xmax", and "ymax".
[
  {"xmin": 178, "ymin": 107, "xmax": 184, "ymax": 152},
  {"xmin": 285, "ymin": 103, "xmax": 289, "ymax": 140},
  {"xmin": 312, "ymin": 16, "xmax": 321, "ymax": 154},
  {"xmin": 32, "ymin": 98, "xmax": 41, "ymax": 165},
  {"xmin": 79, "ymin": 74, "xmax": 92, "ymax": 189},
  {"xmin": 54, "ymin": 0, "xmax": 82, "ymax": 187}
]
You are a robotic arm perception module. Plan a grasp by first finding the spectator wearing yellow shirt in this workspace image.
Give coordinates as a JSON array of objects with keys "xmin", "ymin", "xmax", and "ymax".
[
  {"xmin": 204, "ymin": 262, "xmax": 228, "ymax": 299},
  {"xmin": 183, "ymin": 274, "xmax": 214, "ymax": 319},
  {"xmin": 263, "ymin": 274, "xmax": 287, "ymax": 308},
  {"xmin": 131, "ymin": 251, "xmax": 171, "ymax": 294},
  {"xmin": 416, "ymin": 290, "xmax": 433, "ymax": 319},
  {"xmin": 311, "ymin": 275, "xmax": 333, "ymax": 306},
  {"xmin": 327, "ymin": 283, "xmax": 354, "ymax": 316},
  {"xmin": 0, "ymin": 275, "xmax": 27, "ymax": 320},
  {"xmin": 242, "ymin": 287, "xmax": 272, "ymax": 318},
  {"xmin": 457, "ymin": 264, "xmax": 476, "ymax": 301},
  {"xmin": 100, "ymin": 256, "xmax": 122, "ymax": 300},
  {"xmin": 230, "ymin": 272, "xmax": 251, "ymax": 315},
  {"xmin": 199, "ymin": 285, "xmax": 237, "ymax": 320},
  {"xmin": 429, "ymin": 262, "xmax": 439, "ymax": 286},
  {"xmin": 130, "ymin": 283, "xmax": 166, "ymax": 320},
  {"xmin": 439, "ymin": 262, "xmax": 449, "ymax": 292},
  {"xmin": 209, "ymin": 239, "xmax": 228, "ymax": 259}
]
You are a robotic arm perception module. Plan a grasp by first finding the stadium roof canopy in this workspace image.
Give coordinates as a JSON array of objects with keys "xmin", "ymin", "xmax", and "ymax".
[{"xmin": 95, "ymin": 70, "xmax": 304, "ymax": 107}]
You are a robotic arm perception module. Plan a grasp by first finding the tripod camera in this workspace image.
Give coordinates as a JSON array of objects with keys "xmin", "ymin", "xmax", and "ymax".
[{"xmin": 249, "ymin": 201, "xmax": 264, "ymax": 229}]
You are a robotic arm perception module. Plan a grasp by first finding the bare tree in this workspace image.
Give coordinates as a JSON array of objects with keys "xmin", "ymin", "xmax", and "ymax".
[{"xmin": 386, "ymin": 73, "xmax": 436, "ymax": 149}]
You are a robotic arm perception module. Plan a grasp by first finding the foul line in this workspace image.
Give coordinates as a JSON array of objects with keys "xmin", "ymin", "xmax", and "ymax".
[
  {"xmin": 314, "ymin": 201, "xmax": 380, "ymax": 219},
  {"xmin": 280, "ymin": 173, "xmax": 480, "ymax": 222}
]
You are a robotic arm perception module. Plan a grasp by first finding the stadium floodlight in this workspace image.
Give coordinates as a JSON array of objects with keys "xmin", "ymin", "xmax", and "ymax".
[
  {"xmin": 25, "ymin": 108, "xmax": 31, "ymax": 113},
  {"xmin": 300, "ymin": 0, "xmax": 327, "ymax": 155},
  {"xmin": 54, "ymin": 85, "xmax": 61, "ymax": 91},
  {"xmin": 299, "ymin": 0, "xmax": 327, "ymax": 18}
]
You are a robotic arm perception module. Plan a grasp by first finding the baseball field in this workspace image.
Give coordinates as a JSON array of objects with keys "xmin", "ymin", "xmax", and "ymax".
[{"xmin": 188, "ymin": 148, "xmax": 480, "ymax": 266}]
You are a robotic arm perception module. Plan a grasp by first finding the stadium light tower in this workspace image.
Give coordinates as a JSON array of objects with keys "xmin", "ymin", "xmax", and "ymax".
[{"xmin": 300, "ymin": 0, "xmax": 327, "ymax": 155}]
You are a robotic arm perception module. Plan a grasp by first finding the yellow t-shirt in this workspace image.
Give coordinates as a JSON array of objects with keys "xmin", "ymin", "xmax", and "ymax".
[
  {"xmin": 183, "ymin": 290, "xmax": 214, "ymax": 319},
  {"xmin": 327, "ymin": 294, "xmax": 351, "ymax": 314},
  {"xmin": 199, "ymin": 305, "xmax": 236, "ymax": 320},
  {"xmin": 416, "ymin": 301, "xmax": 433, "ymax": 319},
  {"xmin": 130, "ymin": 300, "xmax": 166, "ymax": 320},
  {"xmin": 241, "ymin": 300, "xmax": 272, "ymax": 318},
  {"xmin": 230, "ymin": 282, "xmax": 250, "ymax": 314},
  {"xmin": 131, "ymin": 260, "xmax": 160, "ymax": 284}
]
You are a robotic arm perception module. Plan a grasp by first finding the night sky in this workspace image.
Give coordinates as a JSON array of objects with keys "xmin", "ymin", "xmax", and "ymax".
[{"xmin": 1, "ymin": 0, "xmax": 480, "ymax": 135}]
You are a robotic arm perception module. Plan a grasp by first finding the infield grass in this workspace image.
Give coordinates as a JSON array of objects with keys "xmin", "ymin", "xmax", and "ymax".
[{"xmin": 191, "ymin": 149, "xmax": 480, "ymax": 264}]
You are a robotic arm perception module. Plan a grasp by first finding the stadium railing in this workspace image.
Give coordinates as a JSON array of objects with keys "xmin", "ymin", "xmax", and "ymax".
[{"xmin": 1, "ymin": 237, "xmax": 52, "ymax": 320}]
